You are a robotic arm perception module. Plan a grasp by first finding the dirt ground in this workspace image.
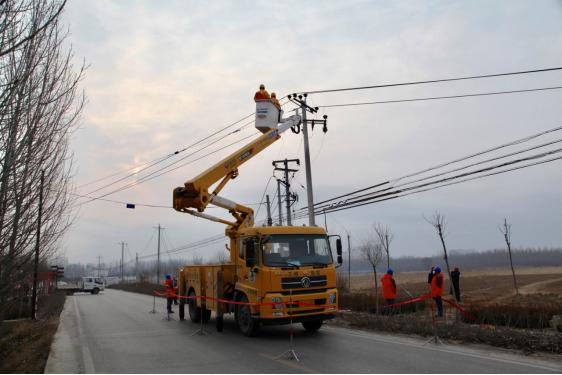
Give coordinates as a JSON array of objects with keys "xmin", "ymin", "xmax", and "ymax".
[
  {"xmin": 348, "ymin": 266, "xmax": 562, "ymax": 303},
  {"xmin": 0, "ymin": 292, "xmax": 66, "ymax": 373}
]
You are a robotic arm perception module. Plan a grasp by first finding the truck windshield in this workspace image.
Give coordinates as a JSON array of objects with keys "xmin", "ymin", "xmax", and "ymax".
[{"xmin": 261, "ymin": 234, "xmax": 333, "ymax": 267}]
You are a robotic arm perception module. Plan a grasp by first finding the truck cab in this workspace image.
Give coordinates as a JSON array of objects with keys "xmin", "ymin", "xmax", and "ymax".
[{"xmin": 80, "ymin": 277, "xmax": 105, "ymax": 294}]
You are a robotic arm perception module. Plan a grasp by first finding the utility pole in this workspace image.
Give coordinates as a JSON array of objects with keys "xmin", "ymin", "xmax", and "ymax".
[
  {"xmin": 300, "ymin": 96, "xmax": 315, "ymax": 226},
  {"xmin": 155, "ymin": 224, "xmax": 163, "ymax": 285},
  {"xmin": 97, "ymin": 256, "xmax": 102, "ymax": 278},
  {"xmin": 265, "ymin": 194, "xmax": 273, "ymax": 226},
  {"xmin": 277, "ymin": 179, "xmax": 283, "ymax": 225},
  {"xmin": 273, "ymin": 159, "xmax": 299, "ymax": 226},
  {"xmin": 119, "ymin": 242, "xmax": 126, "ymax": 282},
  {"xmin": 347, "ymin": 233, "xmax": 352, "ymax": 291},
  {"xmin": 286, "ymin": 93, "xmax": 327, "ymax": 227},
  {"xmin": 136, "ymin": 252, "xmax": 139, "ymax": 281},
  {"xmin": 31, "ymin": 170, "xmax": 44, "ymax": 320}
]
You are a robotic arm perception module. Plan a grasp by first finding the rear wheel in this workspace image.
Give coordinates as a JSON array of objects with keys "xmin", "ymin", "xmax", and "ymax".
[
  {"xmin": 236, "ymin": 296, "xmax": 259, "ymax": 336},
  {"xmin": 188, "ymin": 290, "xmax": 201, "ymax": 322},
  {"xmin": 302, "ymin": 320, "xmax": 323, "ymax": 332},
  {"xmin": 179, "ymin": 300, "xmax": 185, "ymax": 321}
]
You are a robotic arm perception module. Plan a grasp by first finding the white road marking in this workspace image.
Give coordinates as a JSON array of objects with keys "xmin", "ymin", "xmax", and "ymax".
[
  {"xmin": 73, "ymin": 296, "xmax": 96, "ymax": 373},
  {"xmin": 325, "ymin": 326, "xmax": 562, "ymax": 373}
]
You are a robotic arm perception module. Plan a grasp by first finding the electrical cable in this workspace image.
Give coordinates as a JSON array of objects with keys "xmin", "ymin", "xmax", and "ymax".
[
  {"xmin": 77, "ymin": 112, "xmax": 256, "ymax": 189},
  {"xmin": 310, "ymin": 124, "xmax": 562, "ymax": 208},
  {"xmin": 294, "ymin": 67, "xmax": 562, "ymax": 95},
  {"xmin": 315, "ymin": 86, "xmax": 562, "ymax": 108},
  {"xmin": 313, "ymin": 137, "xmax": 562, "ymax": 212}
]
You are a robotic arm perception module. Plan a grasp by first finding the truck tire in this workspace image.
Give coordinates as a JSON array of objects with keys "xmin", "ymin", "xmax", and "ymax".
[
  {"xmin": 202, "ymin": 308, "xmax": 211, "ymax": 323},
  {"xmin": 179, "ymin": 300, "xmax": 185, "ymax": 321},
  {"xmin": 302, "ymin": 320, "xmax": 323, "ymax": 332},
  {"xmin": 236, "ymin": 296, "xmax": 259, "ymax": 336},
  {"xmin": 91, "ymin": 288, "xmax": 100, "ymax": 295},
  {"xmin": 188, "ymin": 290, "xmax": 201, "ymax": 323}
]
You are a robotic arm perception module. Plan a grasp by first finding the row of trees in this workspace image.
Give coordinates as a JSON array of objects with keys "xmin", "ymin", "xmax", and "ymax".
[{"xmin": 0, "ymin": 0, "xmax": 84, "ymax": 321}]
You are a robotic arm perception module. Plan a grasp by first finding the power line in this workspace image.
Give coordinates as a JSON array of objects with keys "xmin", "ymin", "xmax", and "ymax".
[
  {"xmin": 315, "ymin": 86, "xmax": 562, "ymax": 109},
  {"xmin": 311, "ymin": 125, "xmax": 562, "ymax": 208},
  {"xmin": 77, "ymin": 131, "xmax": 258, "ymax": 206},
  {"xmin": 294, "ymin": 67, "xmax": 562, "ymax": 95},
  {"xmin": 311, "ymin": 147, "xmax": 562, "ymax": 214},
  {"xmin": 78, "ymin": 112, "xmax": 256, "ymax": 190}
]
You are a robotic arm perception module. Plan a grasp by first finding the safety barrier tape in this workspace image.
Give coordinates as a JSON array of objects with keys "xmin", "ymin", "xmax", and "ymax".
[
  {"xmin": 384, "ymin": 294, "xmax": 480, "ymax": 323},
  {"xmin": 154, "ymin": 290, "xmax": 338, "ymax": 310}
]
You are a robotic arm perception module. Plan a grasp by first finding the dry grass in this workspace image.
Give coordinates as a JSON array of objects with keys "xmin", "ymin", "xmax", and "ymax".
[{"xmin": 0, "ymin": 292, "xmax": 66, "ymax": 373}]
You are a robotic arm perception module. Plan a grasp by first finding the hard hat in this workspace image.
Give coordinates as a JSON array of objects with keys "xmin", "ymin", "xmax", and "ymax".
[
  {"xmin": 259, "ymin": 84, "xmax": 265, "ymax": 90},
  {"xmin": 165, "ymin": 274, "xmax": 171, "ymax": 280},
  {"xmin": 387, "ymin": 268, "xmax": 393, "ymax": 275},
  {"xmin": 434, "ymin": 266, "xmax": 441, "ymax": 273},
  {"xmin": 271, "ymin": 92, "xmax": 277, "ymax": 98}
]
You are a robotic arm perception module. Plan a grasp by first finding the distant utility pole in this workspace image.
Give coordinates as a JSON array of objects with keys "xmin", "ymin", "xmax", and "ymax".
[
  {"xmin": 347, "ymin": 233, "xmax": 351, "ymax": 290},
  {"xmin": 154, "ymin": 224, "xmax": 164, "ymax": 284},
  {"xmin": 277, "ymin": 179, "xmax": 283, "ymax": 225},
  {"xmin": 119, "ymin": 242, "xmax": 126, "ymax": 282},
  {"xmin": 265, "ymin": 195, "xmax": 273, "ymax": 226},
  {"xmin": 286, "ymin": 93, "xmax": 328, "ymax": 227},
  {"xmin": 97, "ymin": 256, "xmax": 102, "ymax": 277},
  {"xmin": 31, "ymin": 170, "xmax": 44, "ymax": 320},
  {"xmin": 273, "ymin": 158, "xmax": 299, "ymax": 226},
  {"xmin": 136, "ymin": 252, "xmax": 139, "ymax": 281}
]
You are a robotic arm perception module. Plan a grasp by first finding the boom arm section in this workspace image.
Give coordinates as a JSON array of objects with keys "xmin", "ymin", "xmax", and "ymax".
[{"xmin": 173, "ymin": 114, "xmax": 301, "ymax": 230}]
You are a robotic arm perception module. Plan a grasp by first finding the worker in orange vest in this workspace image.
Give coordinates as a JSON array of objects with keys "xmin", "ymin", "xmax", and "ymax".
[
  {"xmin": 430, "ymin": 266, "xmax": 444, "ymax": 317},
  {"xmin": 381, "ymin": 268, "xmax": 397, "ymax": 314},
  {"xmin": 254, "ymin": 84, "xmax": 270, "ymax": 101},
  {"xmin": 165, "ymin": 274, "xmax": 175, "ymax": 314},
  {"xmin": 270, "ymin": 92, "xmax": 281, "ymax": 110}
]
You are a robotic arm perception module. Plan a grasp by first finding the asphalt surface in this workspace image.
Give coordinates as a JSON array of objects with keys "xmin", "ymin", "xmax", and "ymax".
[{"xmin": 45, "ymin": 289, "xmax": 562, "ymax": 373}]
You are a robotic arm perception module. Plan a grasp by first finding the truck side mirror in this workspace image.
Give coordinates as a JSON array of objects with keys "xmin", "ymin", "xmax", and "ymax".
[
  {"xmin": 245, "ymin": 239, "xmax": 256, "ymax": 268},
  {"xmin": 336, "ymin": 238, "xmax": 343, "ymax": 256}
]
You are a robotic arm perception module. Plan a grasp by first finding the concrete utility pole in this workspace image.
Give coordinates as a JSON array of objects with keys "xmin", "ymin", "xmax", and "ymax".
[
  {"xmin": 97, "ymin": 256, "xmax": 102, "ymax": 278},
  {"xmin": 300, "ymin": 95, "xmax": 316, "ymax": 226},
  {"xmin": 155, "ymin": 224, "xmax": 163, "ymax": 285},
  {"xmin": 273, "ymin": 159, "xmax": 299, "ymax": 226},
  {"xmin": 347, "ymin": 233, "xmax": 352, "ymax": 290},
  {"xmin": 31, "ymin": 170, "xmax": 44, "ymax": 320},
  {"xmin": 277, "ymin": 179, "xmax": 283, "ymax": 225},
  {"xmin": 135, "ymin": 253, "xmax": 139, "ymax": 281},
  {"xmin": 265, "ymin": 194, "xmax": 273, "ymax": 226},
  {"xmin": 119, "ymin": 242, "xmax": 126, "ymax": 282}
]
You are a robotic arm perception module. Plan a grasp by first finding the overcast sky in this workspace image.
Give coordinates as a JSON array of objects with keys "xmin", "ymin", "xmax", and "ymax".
[{"xmin": 61, "ymin": 0, "xmax": 562, "ymax": 267}]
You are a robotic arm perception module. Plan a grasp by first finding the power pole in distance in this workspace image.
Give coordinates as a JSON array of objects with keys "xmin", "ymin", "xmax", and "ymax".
[
  {"xmin": 119, "ymin": 242, "xmax": 126, "ymax": 282},
  {"xmin": 154, "ymin": 224, "xmax": 164, "ymax": 285},
  {"xmin": 97, "ymin": 256, "xmax": 102, "ymax": 278},
  {"xmin": 277, "ymin": 179, "xmax": 283, "ymax": 226},
  {"xmin": 273, "ymin": 158, "xmax": 299, "ymax": 226}
]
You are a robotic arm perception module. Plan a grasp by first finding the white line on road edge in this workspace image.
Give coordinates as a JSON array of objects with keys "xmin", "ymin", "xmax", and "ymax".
[
  {"xmin": 73, "ymin": 297, "xmax": 96, "ymax": 373},
  {"xmin": 324, "ymin": 326, "xmax": 562, "ymax": 373}
]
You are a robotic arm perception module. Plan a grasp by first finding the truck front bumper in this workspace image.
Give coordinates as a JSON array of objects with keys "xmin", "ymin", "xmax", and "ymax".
[{"xmin": 259, "ymin": 288, "xmax": 338, "ymax": 321}]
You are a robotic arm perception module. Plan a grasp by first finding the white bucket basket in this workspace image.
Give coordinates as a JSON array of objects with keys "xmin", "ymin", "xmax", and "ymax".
[{"xmin": 255, "ymin": 100, "xmax": 281, "ymax": 133}]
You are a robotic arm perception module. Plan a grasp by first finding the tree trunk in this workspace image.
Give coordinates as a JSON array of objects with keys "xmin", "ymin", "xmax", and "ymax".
[{"xmin": 373, "ymin": 266, "xmax": 379, "ymax": 314}]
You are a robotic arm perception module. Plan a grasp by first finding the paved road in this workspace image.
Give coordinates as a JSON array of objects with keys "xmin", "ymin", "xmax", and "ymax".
[{"xmin": 46, "ymin": 289, "xmax": 562, "ymax": 373}]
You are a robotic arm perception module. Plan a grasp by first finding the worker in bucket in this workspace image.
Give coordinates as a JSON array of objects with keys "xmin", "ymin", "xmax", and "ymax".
[
  {"xmin": 430, "ymin": 266, "xmax": 444, "ymax": 317},
  {"xmin": 254, "ymin": 83, "xmax": 270, "ymax": 101},
  {"xmin": 270, "ymin": 92, "xmax": 281, "ymax": 110},
  {"xmin": 381, "ymin": 268, "xmax": 397, "ymax": 314},
  {"xmin": 164, "ymin": 274, "xmax": 175, "ymax": 314}
]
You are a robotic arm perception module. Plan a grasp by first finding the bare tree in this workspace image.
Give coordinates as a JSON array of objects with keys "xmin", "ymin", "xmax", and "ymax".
[
  {"xmin": 359, "ymin": 234, "xmax": 384, "ymax": 314},
  {"xmin": 499, "ymin": 218, "xmax": 518, "ymax": 295},
  {"xmin": 425, "ymin": 212, "xmax": 455, "ymax": 299},
  {"xmin": 0, "ymin": 0, "xmax": 84, "ymax": 321},
  {"xmin": 374, "ymin": 223, "xmax": 394, "ymax": 269}
]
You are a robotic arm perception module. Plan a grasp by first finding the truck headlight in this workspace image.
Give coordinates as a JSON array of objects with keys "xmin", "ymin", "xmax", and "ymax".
[
  {"xmin": 328, "ymin": 292, "xmax": 336, "ymax": 304},
  {"xmin": 271, "ymin": 297, "xmax": 282, "ymax": 303}
]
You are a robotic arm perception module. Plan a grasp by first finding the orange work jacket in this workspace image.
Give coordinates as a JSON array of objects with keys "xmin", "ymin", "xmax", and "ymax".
[
  {"xmin": 254, "ymin": 89, "xmax": 270, "ymax": 101},
  {"xmin": 381, "ymin": 273, "xmax": 397, "ymax": 299},
  {"xmin": 165, "ymin": 279, "xmax": 175, "ymax": 297},
  {"xmin": 430, "ymin": 273, "xmax": 444, "ymax": 297}
]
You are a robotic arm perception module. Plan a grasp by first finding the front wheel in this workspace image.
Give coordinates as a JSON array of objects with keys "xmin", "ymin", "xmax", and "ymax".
[
  {"xmin": 302, "ymin": 320, "xmax": 323, "ymax": 332},
  {"xmin": 179, "ymin": 300, "xmax": 185, "ymax": 321},
  {"xmin": 91, "ymin": 288, "xmax": 100, "ymax": 295},
  {"xmin": 236, "ymin": 296, "xmax": 259, "ymax": 336},
  {"xmin": 188, "ymin": 290, "xmax": 201, "ymax": 322}
]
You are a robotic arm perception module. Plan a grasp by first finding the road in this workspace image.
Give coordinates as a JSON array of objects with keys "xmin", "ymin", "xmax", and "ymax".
[{"xmin": 45, "ymin": 289, "xmax": 562, "ymax": 373}]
